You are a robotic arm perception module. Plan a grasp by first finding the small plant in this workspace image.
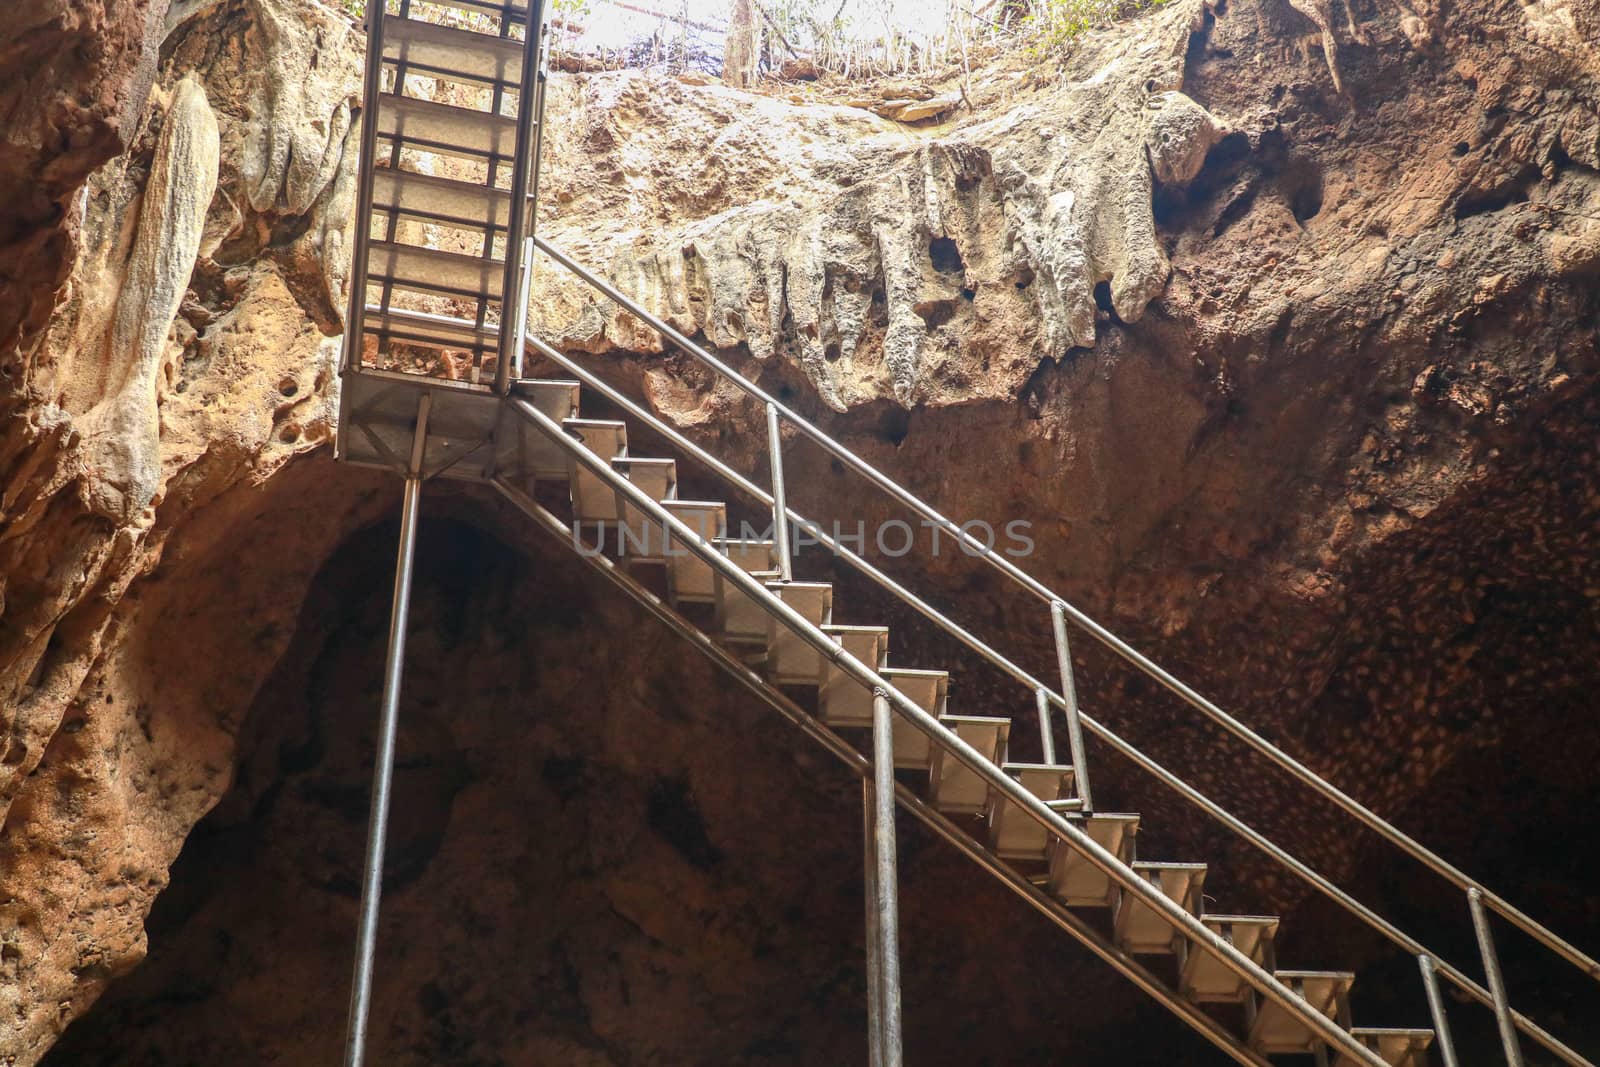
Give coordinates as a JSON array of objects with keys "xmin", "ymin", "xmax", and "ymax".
[
  {"xmin": 549, "ymin": 0, "xmax": 594, "ymax": 62},
  {"xmin": 1022, "ymin": 0, "xmax": 1168, "ymax": 56}
]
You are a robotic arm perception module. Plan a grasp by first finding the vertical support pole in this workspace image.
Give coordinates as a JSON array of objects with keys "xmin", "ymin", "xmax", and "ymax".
[
  {"xmin": 1033, "ymin": 686, "xmax": 1056, "ymax": 765},
  {"xmin": 527, "ymin": 29, "xmax": 551, "ymax": 242},
  {"xmin": 508, "ymin": 220, "xmax": 536, "ymax": 383},
  {"xmin": 494, "ymin": 0, "xmax": 548, "ymax": 394},
  {"xmin": 1050, "ymin": 600, "xmax": 1093, "ymax": 811},
  {"xmin": 862, "ymin": 778, "xmax": 884, "ymax": 1067},
  {"xmin": 1469, "ymin": 888, "xmax": 1525, "ymax": 1067},
  {"xmin": 767, "ymin": 401, "xmax": 793, "ymax": 581},
  {"xmin": 868, "ymin": 689, "xmax": 903, "ymax": 1066},
  {"xmin": 1417, "ymin": 955, "xmax": 1461, "ymax": 1067},
  {"xmin": 342, "ymin": 396, "xmax": 430, "ymax": 1067},
  {"xmin": 511, "ymin": 28, "xmax": 550, "ymax": 383}
]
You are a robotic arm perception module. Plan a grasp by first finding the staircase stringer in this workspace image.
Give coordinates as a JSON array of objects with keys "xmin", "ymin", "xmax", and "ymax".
[
  {"xmin": 491, "ymin": 474, "xmax": 1276, "ymax": 1067},
  {"xmin": 505, "ymin": 393, "xmax": 1395, "ymax": 1067}
]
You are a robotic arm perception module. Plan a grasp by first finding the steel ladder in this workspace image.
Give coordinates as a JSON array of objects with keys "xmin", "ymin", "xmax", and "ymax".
[{"xmin": 342, "ymin": 0, "xmax": 545, "ymax": 394}]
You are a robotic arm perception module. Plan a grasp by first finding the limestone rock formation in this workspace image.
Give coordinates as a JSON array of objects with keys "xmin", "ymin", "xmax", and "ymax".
[
  {"xmin": 81, "ymin": 76, "xmax": 220, "ymax": 522},
  {"xmin": 0, "ymin": 2, "xmax": 360, "ymax": 1059},
  {"xmin": 0, "ymin": 0, "xmax": 171, "ymax": 369},
  {"xmin": 530, "ymin": 5, "xmax": 1227, "ymax": 408}
]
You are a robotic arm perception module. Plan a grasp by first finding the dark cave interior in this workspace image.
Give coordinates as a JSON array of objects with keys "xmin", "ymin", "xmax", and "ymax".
[{"xmin": 41, "ymin": 405, "xmax": 1600, "ymax": 1066}]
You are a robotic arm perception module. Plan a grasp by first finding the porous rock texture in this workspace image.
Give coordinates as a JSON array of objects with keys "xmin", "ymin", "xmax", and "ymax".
[
  {"xmin": 0, "ymin": 0, "xmax": 364, "ymax": 1060},
  {"xmin": 3, "ymin": 0, "xmax": 1600, "ymax": 1061},
  {"xmin": 529, "ymin": 24, "xmax": 1228, "ymax": 409}
]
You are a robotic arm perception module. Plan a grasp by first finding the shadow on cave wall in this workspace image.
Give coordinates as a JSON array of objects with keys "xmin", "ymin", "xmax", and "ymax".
[
  {"xmin": 37, "ymin": 387, "xmax": 1600, "ymax": 1065},
  {"xmin": 43, "ymin": 502, "xmax": 1239, "ymax": 1066}
]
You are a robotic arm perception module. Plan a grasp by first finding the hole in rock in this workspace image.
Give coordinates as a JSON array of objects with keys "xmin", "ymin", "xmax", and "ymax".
[
  {"xmin": 876, "ymin": 407, "xmax": 912, "ymax": 445},
  {"xmin": 1092, "ymin": 280, "xmax": 1121, "ymax": 322},
  {"xmin": 1455, "ymin": 164, "xmax": 1539, "ymax": 219},
  {"xmin": 928, "ymin": 236, "xmax": 965, "ymax": 275},
  {"xmin": 1212, "ymin": 186, "xmax": 1258, "ymax": 237},
  {"xmin": 1279, "ymin": 158, "xmax": 1325, "ymax": 223},
  {"xmin": 647, "ymin": 777, "xmax": 724, "ymax": 871}
]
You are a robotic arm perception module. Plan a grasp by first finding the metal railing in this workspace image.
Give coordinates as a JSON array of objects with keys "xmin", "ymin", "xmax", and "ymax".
[
  {"xmin": 492, "ymin": 466, "xmax": 1283, "ymax": 1067},
  {"xmin": 509, "ymin": 390, "xmax": 1395, "ymax": 1067},
  {"xmin": 525, "ymin": 235, "xmax": 1598, "ymax": 1066}
]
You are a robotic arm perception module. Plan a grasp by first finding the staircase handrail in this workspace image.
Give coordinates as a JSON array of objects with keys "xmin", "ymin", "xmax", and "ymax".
[
  {"xmin": 512, "ymin": 391, "xmax": 1397, "ymax": 1067},
  {"xmin": 494, "ymin": 466, "xmax": 1280, "ymax": 1067},
  {"xmin": 528, "ymin": 234, "xmax": 1600, "ymax": 1064},
  {"xmin": 525, "ymin": 332, "xmax": 1591, "ymax": 1067}
]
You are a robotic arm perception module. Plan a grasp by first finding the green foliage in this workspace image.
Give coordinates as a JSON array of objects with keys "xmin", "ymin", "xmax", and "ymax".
[
  {"xmin": 549, "ymin": 0, "xmax": 594, "ymax": 59},
  {"xmin": 1021, "ymin": 0, "xmax": 1168, "ymax": 56}
]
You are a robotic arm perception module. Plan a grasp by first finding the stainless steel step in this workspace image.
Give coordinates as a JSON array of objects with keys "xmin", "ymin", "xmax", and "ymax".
[
  {"xmin": 564, "ymin": 418, "xmax": 627, "ymax": 525},
  {"xmin": 612, "ymin": 457, "xmax": 678, "ymax": 556},
  {"xmin": 1335, "ymin": 1029, "xmax": 1433, "ymax": 1067},
  {"xmin": 817, "ymin": 625, "xmax": 889, "ymax": 727},
  {"xmin": 927, "ymin": 716, "xmax": 1011, "ymax": 815},
  {"xmin": 563, "ymin": 418, "xmax": 627, "ymax": 454},
  {"xmin": 367, "ymin": 240, "xmax": 504, "ymax": 300},
  {"xmin": 662, "ymin": 500, "xmax": 727, "ymax": 603},
  {"xmin": 1047, "ymin": 812, "xmax": 1140, "ymax": 907},
  {"xmin": 384, "ymin": 16, "xmax": 526, "ymax": 85},
  {"xmin": 765, "ymin": 582, "xmax": 834, "ymax": 684},
  {"xmin": 716, "ymin": 538, "xmax": 777, "ymax": 573},
  {"xmin": 879, "ymin": 668, "xmax": 948, "ymax": 769},
  {"xmin": 989, "ymin": 764, "xmax": 1077, "ymax": 860},
  {"xmin": 503, "ymin": 378, "xmax": 580, "ymax": 480},
  {"xmin": 1113, "ymin": 861, "xmax": 1207, "ymax": 955},
  {"xmin": 362, "ymin": 304, "xmax": 496, "ymax": 351},
  {"xmin": 715, "ymin": 539, "xmax": 779, "ymax": 643},
  {"xmin": 371, "ymin": 168, "xmax": 515, "ymax": 234},
  {"xmin": 1247, "ymin": 970, "xmax": 1355, "ymax": 1056},
  {"xmin": 723, "ymin": 569, "xmax": 783, "ymax": 644},
  {"xmin": 1180, "ymin": 915, "xmax": 1279, "ymax": 1004},
  {"xmin": 375, "ymin": 94, "xmax": 519, "ymax": 159}
]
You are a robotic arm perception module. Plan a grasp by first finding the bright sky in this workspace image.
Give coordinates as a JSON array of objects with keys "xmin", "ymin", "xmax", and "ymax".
[{"xmin": 570, "ymin": 0, "xmax": 953, "ymax": 53}]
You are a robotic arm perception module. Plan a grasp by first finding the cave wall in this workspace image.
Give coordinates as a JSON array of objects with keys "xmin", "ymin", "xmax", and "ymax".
[
  {"xmin": 0, "ymin": 0, "xmax": 1598, "ymax": 1060},
  {"xmin": 0, "ymin": 1, "xmax": 364, "ymax": 1057}
]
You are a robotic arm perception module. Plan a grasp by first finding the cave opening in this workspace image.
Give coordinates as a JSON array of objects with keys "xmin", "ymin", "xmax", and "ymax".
[{"xmin": 41, "ymin": 491, "xmax": 1229, "ymax": 1065}]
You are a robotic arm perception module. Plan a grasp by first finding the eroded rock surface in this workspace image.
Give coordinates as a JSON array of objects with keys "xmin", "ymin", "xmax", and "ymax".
[
  {"xmin": 0, "ymin": 1, "xmax": 360, "ymax": 1059},
  {"xmin": 531, "ymin": 8, "xmax": 1227, "ymax": 408},
  {"xmin": 0, "ymin": 0, "xmax": 170, "ymax": 369},
  {"xmin": 80, "ymin": 76, "xmax": 220, "ymax": 522}
]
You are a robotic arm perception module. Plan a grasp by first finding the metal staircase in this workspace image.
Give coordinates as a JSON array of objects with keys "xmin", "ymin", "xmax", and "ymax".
[{"xmin": 332, "ymin": 4, "xmax": 1600, "ymax": 1066}]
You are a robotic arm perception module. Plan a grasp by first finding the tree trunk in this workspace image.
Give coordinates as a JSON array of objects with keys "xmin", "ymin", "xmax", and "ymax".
[{"xmin": 723, "ymin": 0, "xmax": 759, "ymax": 87}]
